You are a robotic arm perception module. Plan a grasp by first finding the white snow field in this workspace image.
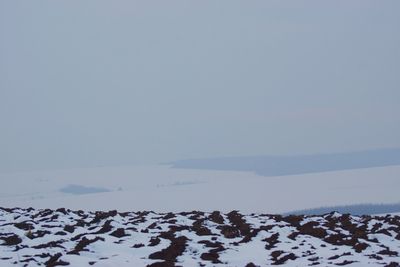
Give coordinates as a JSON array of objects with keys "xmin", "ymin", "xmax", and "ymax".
[{"xmin": 0, "ymin": 164, "xmax": 399, "ymax": 214}]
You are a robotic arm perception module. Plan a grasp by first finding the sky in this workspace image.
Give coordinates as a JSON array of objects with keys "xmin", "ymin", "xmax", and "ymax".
[{"xmin": 1, "ymin": 1, "xmax": 400, "ymax": 172}]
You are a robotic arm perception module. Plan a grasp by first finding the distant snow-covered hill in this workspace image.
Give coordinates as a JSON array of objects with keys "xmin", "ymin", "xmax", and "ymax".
[
  {"xmin": 171, "ymin": 148, "xmax": 400, "ymax": 176},
  {"xmin": 0, "ymin": 165, "xmax": 399, "ymax": 214}
]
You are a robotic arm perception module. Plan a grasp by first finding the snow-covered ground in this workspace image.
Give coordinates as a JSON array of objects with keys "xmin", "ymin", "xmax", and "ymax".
[
  {"xmin": 1, "ymin": 207, "xmax": 399, "ymax": 267},
  {"xmin": 0, "ymin": 164, "xmax": 399, "ymax": 214},
  {"xmin": 1, "ymin": 165, "xmax": 400, "ymax": 266}
]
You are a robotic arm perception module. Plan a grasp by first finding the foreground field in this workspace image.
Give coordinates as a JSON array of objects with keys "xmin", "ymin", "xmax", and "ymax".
[{"xmin": 1, "ymin": 207, "xmax": 399, "ymax": 266}]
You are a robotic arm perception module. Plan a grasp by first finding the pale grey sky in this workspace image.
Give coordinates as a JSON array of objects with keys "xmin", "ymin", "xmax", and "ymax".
[{"xmin": 1, "ymin": 1, "xmax": 399, "ymax": 172}]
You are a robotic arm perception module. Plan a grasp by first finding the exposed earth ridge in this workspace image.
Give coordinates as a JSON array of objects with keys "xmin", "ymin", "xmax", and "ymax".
[{"xmin": 1, "ymin": 207, "xmax": 399, "ymax": 266}]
